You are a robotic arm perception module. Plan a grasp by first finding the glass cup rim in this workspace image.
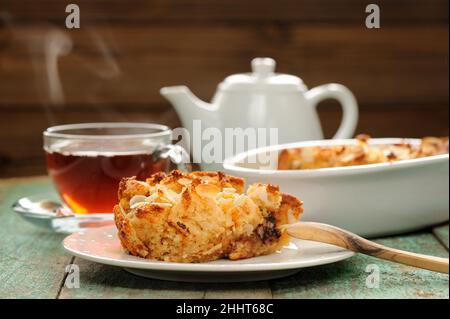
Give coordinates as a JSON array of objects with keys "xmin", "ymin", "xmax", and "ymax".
[{"xmin": 43, "ymin": 122, "xmax": 172, "ymax": 140}]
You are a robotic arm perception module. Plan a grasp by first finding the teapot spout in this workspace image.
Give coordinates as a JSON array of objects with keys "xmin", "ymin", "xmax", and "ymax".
[{"xmin": 160, "ymin": 86, "xmax": 215, "ymax": 127}]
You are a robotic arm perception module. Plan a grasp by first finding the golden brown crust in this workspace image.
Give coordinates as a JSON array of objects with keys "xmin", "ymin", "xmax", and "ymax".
[
  {"xmin": 278, "ymin": 135, "xmax": 449, "ymax": 170},
  {"xmin": 118, "ymin": 177, "xmax": 150, "ymax": 201},
  {"xmin": 114, "ymin": 170, "xmax": 303, "ymax": 263}
]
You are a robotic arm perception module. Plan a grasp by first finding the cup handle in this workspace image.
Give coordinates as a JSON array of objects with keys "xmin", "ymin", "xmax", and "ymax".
[
  {"xmin": 152, "ymin": 144, "xmax": 192, "ymax": 172},
  {"xmin": 305, "ymin": 83, "xmax": 359, "ymax": 139}
]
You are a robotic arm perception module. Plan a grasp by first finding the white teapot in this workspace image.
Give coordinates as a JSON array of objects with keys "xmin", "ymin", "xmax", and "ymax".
[{"xmin": 161, "ymin": 57, "xmax": 358, "ymax": 171}]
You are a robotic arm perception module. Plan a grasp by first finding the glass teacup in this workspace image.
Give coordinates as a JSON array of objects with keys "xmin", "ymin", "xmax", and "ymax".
[{"xmin": 43, "ymin": 122, "xmax": 188, "ymax": 214}]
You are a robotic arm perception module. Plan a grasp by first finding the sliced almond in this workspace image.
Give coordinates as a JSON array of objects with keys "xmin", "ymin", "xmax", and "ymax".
[
  {"xmin": 129, "ymin": 195, "xmax": 147, "ymax": 207},
  {"xmin": 177, "ymin": 178, "xmax": 192, "ymax": 186},
  {"xmin": 195, "ymin": 183, "xmax": 221, "ymax": 198}
]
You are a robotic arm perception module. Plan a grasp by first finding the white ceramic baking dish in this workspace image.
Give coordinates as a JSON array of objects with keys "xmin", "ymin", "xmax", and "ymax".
[{"xmin": 223, "ymin": 138, "xmax": 449, "ymax": 237}]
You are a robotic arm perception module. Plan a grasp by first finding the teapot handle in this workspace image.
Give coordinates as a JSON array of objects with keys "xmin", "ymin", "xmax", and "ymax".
[{"xmin": 305, "ymin": 84, "xmax": 358, "ymax": 139}]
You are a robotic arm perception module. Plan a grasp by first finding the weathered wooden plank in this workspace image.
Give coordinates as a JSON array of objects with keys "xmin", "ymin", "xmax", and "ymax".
[
  {"xmin": 271, "ymin": 232, "xmax": 449, "ymax": 299},
  {"xmin": 0, "ymin": 177, "xmax": 205, "ymax": 299},
  {"xmin": 0, "ymin": 159, "xmax": 48, "ymax": 179},
  {"xmin": 1, "ymin": 0, "xmax": 448, "ymax": 24},
  {"xmin": 1, "ymin": 25, "xmax": 448, "ymax": 107},
  {"xmin": 0, "ymin": 107, "xmax": 180, "ymax": 165},
  {"xmin": 0, "ymin": 103, "xmax": 449, "ymax": 177},
  {"xmin": 59, "ymin": 230, "xmax": 450, "ymax": 299},
  {"xmin": 59, "ymin": 258, "xmax": 271, "ymax": 299},
  {"xmin": 352, "ymin": 105, "xmax": 449, "ymax": 138},
  {"xmin": 0, "ymin": 177, "xmax": 74, "ymax": 298},
  {"xmin": 204, "ymin": 282, "xmax": 272, "ymax": 299},
  {"xmin": 59, "ymin": 258, "xmax": 205, "ymax": 299},
  {"xmin": 433, "ymin": 224, "xmax": 449, "ymax": 250},
  {"xmin": 1, "ymin": 177, "xmax": 447, "ymax": 298},
  {"xmin": 1, "ymin": 105, "xmax": 448, "ymax": 178},
  {"xmin": 0, "ymin": 108, "xmax": 181, "ymax": 178}
]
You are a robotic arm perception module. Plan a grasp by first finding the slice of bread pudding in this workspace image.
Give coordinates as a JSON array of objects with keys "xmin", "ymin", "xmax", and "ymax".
[
  {"xmin": 113, "ymin": 170, "xmax": 303, "ymax": 263},
  {"xmin": 278, "ymin": 135, "xmax": 449, "ymax": 170}
]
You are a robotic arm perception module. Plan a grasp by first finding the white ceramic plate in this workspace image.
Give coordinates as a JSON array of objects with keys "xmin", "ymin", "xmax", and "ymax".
[
  {"xmin": 63, "ymin": 226, "xmax": 354, "ymax": 282},
  {"xmin": 224, "ymin": 138, "xmax": 449, "ymax": 238}
]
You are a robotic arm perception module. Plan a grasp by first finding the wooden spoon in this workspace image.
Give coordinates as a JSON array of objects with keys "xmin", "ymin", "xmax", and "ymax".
[{"xmin": 285, "ymin": 222, "xmax": 449, "ymax": 274}]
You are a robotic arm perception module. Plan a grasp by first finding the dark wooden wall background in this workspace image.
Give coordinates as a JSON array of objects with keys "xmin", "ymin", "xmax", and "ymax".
[{"xmin": 0, "ymin": 0, "xmax": 448, "ymax": 177}]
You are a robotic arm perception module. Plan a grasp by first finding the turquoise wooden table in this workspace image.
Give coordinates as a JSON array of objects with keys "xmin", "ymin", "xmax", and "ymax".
[{"xmin": 0, "ymin": 176, "xmax": 448, "ymax": 299}]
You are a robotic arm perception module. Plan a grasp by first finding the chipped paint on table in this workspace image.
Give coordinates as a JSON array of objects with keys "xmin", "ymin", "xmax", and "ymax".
[
  {"xmin": 433, "ymin": 224, "xmax": 449, "ymax": 250},
  {"xmin": 0, "ymin": 177, "xmax": 448, "ymax": 299}
]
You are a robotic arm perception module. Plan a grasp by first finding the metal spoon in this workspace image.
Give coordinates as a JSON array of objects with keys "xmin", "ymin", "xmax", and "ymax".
[{"xmin": 12, "ymin": 194, "xmax": 114, "ymax": 234}]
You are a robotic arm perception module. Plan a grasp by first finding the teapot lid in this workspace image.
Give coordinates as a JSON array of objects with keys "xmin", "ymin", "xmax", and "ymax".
[{"xmin": 219, "ymin": 57, "xmax": 307, "ymax": 92}]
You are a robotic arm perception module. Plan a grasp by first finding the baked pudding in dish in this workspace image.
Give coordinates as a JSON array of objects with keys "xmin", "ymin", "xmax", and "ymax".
[
  {"xmin": 114, "ymin": 170, "xmax": 303, "ymax": 263},
  {"xmin": 278, "ymin": 135, "xmax": 449, "ymax": 170}
]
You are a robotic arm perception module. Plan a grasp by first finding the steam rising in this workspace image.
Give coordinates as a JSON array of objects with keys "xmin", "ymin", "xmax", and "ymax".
[
  {"xmin": 86, "ymin": 30, "xmax": 120, "ymax": 79},
  {"xmin": 2, "ymin": 16, "xmax": 123, "ymax": 122},
  {"xmin": 44, "ymin": 30, "xmax": 72, "ymax": 106}
]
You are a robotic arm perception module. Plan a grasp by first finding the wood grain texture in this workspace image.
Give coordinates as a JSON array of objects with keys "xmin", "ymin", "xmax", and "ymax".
[
  {"xmin": 0, "ymin": 177, "xmax": 448, "ymax": 298},
  {"xmin": 433, "ymin": 224, "xmax": 449, "ymax": 250},
  {"xmin": 0, "ymin": 0, "xmax": 448, "ymax": 178},
  {"xmin": 2, "ymin": 0, "xmax": 448, "ymax": 24},
  {"xmin": 0, "ymin": 177, "xmax": 73, "ymax": 298},
  {"xmin": 59, "ymin": 258, "xmax": 206, "ymax": 299},
  {"xmin": 204, "ymin": 282, "xmax": 272, "ymax": 299},
  {"xmin": 59, "ymin": 258, "xmax": 272, "ymax": 299},
  {"xmin": 1, "ymin": 25, "xmax": 448, "ymax": 106},
  {"xmin": 0, "ymin": 108, "xmax": 180, "ymax": 178},
  {"xmin": 1, "ymin": 105, "xmax": 448, "ymax": 178},
  {"xmin": 271, "ymin": 232, "xmax": 449, "ymax": 299}
]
